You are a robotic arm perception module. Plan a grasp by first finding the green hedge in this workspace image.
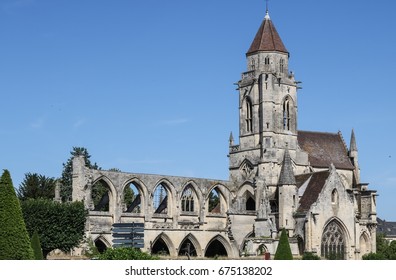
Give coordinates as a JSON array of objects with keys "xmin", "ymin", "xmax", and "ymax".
[
  {"xmin": 96, "ymin": 247, "xmax": 159, "ymax": 260},
  {"xmin": 21, "ymin": 198, "xmax": 86, "ymax": 257}
]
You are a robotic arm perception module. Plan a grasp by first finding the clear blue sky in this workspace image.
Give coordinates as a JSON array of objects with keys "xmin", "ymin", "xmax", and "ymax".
[{"xmin": 1, "ymin": 0, "xmax": 395, "ymax": 220}]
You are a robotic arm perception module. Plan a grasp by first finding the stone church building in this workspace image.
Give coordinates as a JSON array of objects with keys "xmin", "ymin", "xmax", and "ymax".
[{"xmin": 71, "ymin": 9, "xmax": 377, "ymax": 259}]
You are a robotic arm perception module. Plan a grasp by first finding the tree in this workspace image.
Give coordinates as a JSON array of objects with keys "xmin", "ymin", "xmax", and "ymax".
[
  {"xmin": 0, "ymin": 170, "xmax": 34, "ymax": 259},
  {"xmin": 31, "ymin": 230, "xmax": 44, "ymax": 260},
  {"xmin": 17, "ymin": 173, "xmax": 56, "ymax": 201},
  {"xmin": 21, "ymin": 198, "xmax": 86, "ymax": 258},
  {"xmin": 60, "ymin": 147, "xmax": 99, "ymax": 202},
  {"xmin": 274, "ymin": 228, "xmax": 293, "ymax": 260}
]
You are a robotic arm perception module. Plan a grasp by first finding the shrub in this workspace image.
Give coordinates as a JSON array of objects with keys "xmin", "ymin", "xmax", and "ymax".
[
  {"xmin": 0, "ymin": 170, "xmax": 34, "ymax": 259},
  {"xmin": 274, "ymin": 228, "xmax": 293, "ymax": 260},
  {"xmin": 31, "ymin": 230, "xmax": 44, "ymax": 260},
  {"xmin": 302, "ymin": 252, "xmax": 320, "ymax": 260},
  {"xmin": 21, "ymin": 198, "xmax": 86, "ymax": 258},
  {"xmin": 97, "ymin": 247, "xmax": 159, "ymax": 260},
  {"xmin": 362, "ymin": 252, "xmax": 386, "ymax": 260}
]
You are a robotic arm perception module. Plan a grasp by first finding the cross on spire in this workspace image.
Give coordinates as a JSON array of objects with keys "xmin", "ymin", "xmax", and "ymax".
[{"xmin": 265, "ymin": 0, "xmax": 270, "ymax": 19}]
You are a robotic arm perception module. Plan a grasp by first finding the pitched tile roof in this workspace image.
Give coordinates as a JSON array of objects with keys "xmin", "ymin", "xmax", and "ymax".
[
  {"xmin": 247, "ymin": 12, "xmax": 288, "ymax": 55},
  {"xmin": 298, "ymin": 131, "xmax": 355, "ymax": 170},
  {"xmin": 296, "ymin": 171, "xmax": 330, "ymax": 214}
]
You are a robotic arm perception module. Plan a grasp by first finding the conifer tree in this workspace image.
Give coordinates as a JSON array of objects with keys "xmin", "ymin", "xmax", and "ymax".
[
  {"xmin": 0, "ymin": 170, "xmax": 34, "ymax": 259},
  {"xmin": 274, "ymin": 228, "xmax": 293, "ymax": 260},
  {"xmin": 31, "ymin": 230, "xmax": 44, "ymax": 260}
]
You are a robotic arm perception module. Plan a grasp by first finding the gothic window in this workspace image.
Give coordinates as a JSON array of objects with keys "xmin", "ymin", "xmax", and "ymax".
[
  {"xmin": 181, "ymin": 185, "xmax": 195, "ymax": 213},
  {"xmin": 153, "ymin": 183, "xmax": 168, "ymax": 214},
  {"xmin": 91, "ymin": 179, "xmax": 111, "ymax": 212},
  {"xmin": 270, "ymin": 200, "xmax": 278, "ymax": 213},
  {"xmin": 331, "ymin": 189, "xmax": 339, "ymax": 205},
  {"xmin": 246, "ymin": 98, "xmax": 253, "ymax": 133},
  {"xmin": 280, "ymin": 58, "xmax": 285, "ymax": 73},
  {"xmin": 246, "ymin": 196, "xmax": 256, "ymax": 211},
  {"xmin": 321, "ymin": 220, "xmax": 345, "ymax": 260},
  {"xmin": 249, "ymin": 58, "xmax": 255, "ymax": 70},
  {"xmin": 123, "ymin": 182, "xmax": 142, "ymax": 213},
  {"xmin": 265, "ymin": 56, "xmax": 270, "ymax": 65},
  {"xmin": 283, "ymin": 97, "xmax": 291, "ymax": 131},
  {"xmin": 208, "ymin": 188, "xmax": 221, "ymax": 214}
]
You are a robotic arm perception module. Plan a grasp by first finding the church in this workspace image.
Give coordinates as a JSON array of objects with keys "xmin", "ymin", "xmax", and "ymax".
[{"xmin": 71, "ymin": 7, "xmax": 377, "ymax": 259}]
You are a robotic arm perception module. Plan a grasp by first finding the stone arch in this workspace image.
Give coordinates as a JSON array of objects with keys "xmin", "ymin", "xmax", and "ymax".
[
  {"xmin": 240, "ymin": 231, "xmax": 255, "ymax": 254},
  {"xmin": 296, "ymin": 235, "xmax": 305, "ymax": 256},
  {"xmin": 321, "ymin": 218, "xmax": 349, "ymax": 260},
  {"xmin": 151, "ymin": 233, "xmax": 176, "ymax": 257},
  {"xmin": 281, "ymin": 95, "xmax": 296, "ymax": 133},
  {"xmin": 359, "ymin": 231, "xmax": 370, "ymax": 258},
  {"xmin": 94, "ymin": 235, "xmax": 111, "ymax": 253},
  {"xmin": 206, "ymin": 184, "xmax": 231, "ymax": 215},
  {"xmin": 121, "ymin": 178, "xmax": 147, "ymax": 214},
  {"xmin": 152, "ymin": 179, "xmax": 175, "ymax": 216},
  {"xmin": 204, "ymin": 235, "xmax": 232, "ymax": 258},
  {"xmin": 178, "ymin": 233, "xmax": 202, "ymax": 258},
  {"xmin": 238, "ymin": 183, "xmax": 256, "ymax": 212},
  {"xmin": 90, "ymin": 176, "xmax": 116, "ymax": 213},
  {"xmin": 243, "ymin": 96, "xmax": 253, "ymax": 133},
  {"xmin": 180, "ymin": 181, "xmax": 201, "ymax": 214}
]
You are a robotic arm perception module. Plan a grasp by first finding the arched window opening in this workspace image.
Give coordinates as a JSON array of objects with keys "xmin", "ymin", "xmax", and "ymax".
[
  {"xmin": 178, "ymin": 239, "xmax": 197, "ymax": 257},
  {"xmin": 151, "ymin": 238, "xmax": 170, "ymax": 255},
  {"xmin": 270, "ymin": 200, "xmax": 278, "ymax": 213},
  {"xmin": 246, "ymin": 99, "xmax": 253, "ymax": 133},
  {"xmin": 249, "ymin": 58, "xmax": 255, "ymax": 71},
  {"xmin": 331, "ymin": 189, "xmax": 338, "ymax": 205},
  {"xmin": 181, "ymin": 185, "xmax": 195, "ymax": 213},
  {"xmin": 265, "ymin": 56, "xmax": 270, "ymax": 65},
  {"xmin": 280, "ymin": 58, "xmax": 285, "ymax": 73},
  {"xmin": 95, "ymin": 239, "xmax": 108, "ymax": 253},
  {"xmin": 283, "ymin": 98, "xmax": 291, "ymax": 131},
  {"xmin": 205, "ymin": 239, "xmax": 228, "ymax": 258},
  {"xmin": 91, "ymin": 180, "xmax": 110, "ymax": 212},
  {"xmin": 297, "ymin": 236, "xmax": 304, "ymax": 256},
  {"xmin": 359, "ymin": 234, "xmax": 369, "ymax": 258},
  {"xmin": 153, "ymin": 183, "xmax": 168, "ymax": 214},
  {"xmin": 246, "ymin": 196, "xmax": 255, "ymax": 211},
  {"xmin": 321, "ymin": 220, "xmax": 345, "ymax": 260},
  {"xmin": 123, "ymin": 182, "xmax": 141, "ymax": 213},
  {"xmin": 208, "ymin": 188, "xmax": 221, "ymax": 213}
]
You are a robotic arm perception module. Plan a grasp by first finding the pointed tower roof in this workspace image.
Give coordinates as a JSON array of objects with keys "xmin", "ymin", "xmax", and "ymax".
[
  {"xmin": 350, "ymin": 129, "xmax": 358, "ymax": 152},
  {"xmin": 278, "ymin": 149, "xmax": 296, "ymax": 185},
  {"xmin": 247, "ymin": 10, "xmax": 288, "ymax": 55}
]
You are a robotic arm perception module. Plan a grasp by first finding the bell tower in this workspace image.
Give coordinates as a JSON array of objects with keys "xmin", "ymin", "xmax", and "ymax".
[{"xmin": 229, "ymin": 8, "xmax": 300, "ymax": 188}]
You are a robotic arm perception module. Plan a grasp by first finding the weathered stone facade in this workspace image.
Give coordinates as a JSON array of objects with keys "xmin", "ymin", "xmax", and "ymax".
[{"xmin": 72, "ymin": 9, "xmax": 377, "ymax": 259}]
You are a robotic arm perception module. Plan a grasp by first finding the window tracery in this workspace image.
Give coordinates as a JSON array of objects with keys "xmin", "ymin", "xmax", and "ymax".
[{"xmin": 321, "ymin": 220, "xmax": 345, "ymax": 259}]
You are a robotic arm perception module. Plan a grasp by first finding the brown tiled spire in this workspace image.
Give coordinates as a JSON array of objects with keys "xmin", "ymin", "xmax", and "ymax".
[{"xmin": 247, "ymin": 11, "xmax": 288, "ymax": 55}]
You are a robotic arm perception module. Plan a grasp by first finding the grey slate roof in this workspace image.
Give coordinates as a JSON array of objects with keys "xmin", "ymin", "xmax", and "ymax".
[
  {"xmin": 278, "ymin": 149, "xmax": 296, "ymax": 185},
  {"xmin": 295, "ymin": 171, "xmax": 330, "ymax": 214},
  {"xmin": 377, "ymin": 218, "xmax": 396, "ymax": 237}
]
